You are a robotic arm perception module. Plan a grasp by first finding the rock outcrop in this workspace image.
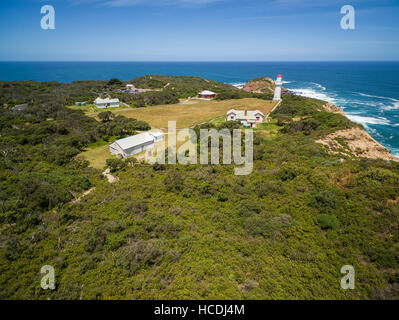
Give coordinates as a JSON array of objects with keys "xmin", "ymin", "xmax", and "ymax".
[
  {"xmin": 243, "ymin": 77, "xmax": 290, "ymax": 95},
  {"xmin": 315, "ymin": 102, "xmax": 398, "ymax": 162},
  {"xmin": 322, "ymin": 102, "xmax": 346, "ymax": 116},
  {"xmin": 243, "ymin": 77, "xmax": 275, "ymax": 94},
  {"xmin": 316, "ymin": 124, "xmax": 399, "ymax": 162}
]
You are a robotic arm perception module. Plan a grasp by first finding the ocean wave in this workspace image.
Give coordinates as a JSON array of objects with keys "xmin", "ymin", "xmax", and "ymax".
[
  {"xmin": 312, "ymin": 82, "xmax": 326, "ymax": 91},
  {"xmin": 282, "ymin": 81, "xmax": 292, "ymax": 84},
  {"xmin": 356, "ymin": 92, "xmax": 399, "ymax": 102},
  {"xmin": 383, "ymin": 100, "xmax": 399, "ymax": 111},
  {"xmin": 288, "ymin": 88, "xmax": 337, "ymax": 104},
  {"xmin": 231, "ymin": 83, "xmax": 245, "ymax": 89},
  {"xmin": 346, "ymin": 115, "xmax": 391, "ymax": 126},
  {"xmin": 354, "ymin": 92, "xmax": 399, "ymax": 110}
]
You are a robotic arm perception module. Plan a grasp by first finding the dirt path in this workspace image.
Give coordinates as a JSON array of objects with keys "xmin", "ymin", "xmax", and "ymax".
[
  {"xmin": 265, "ymin": 100, "xmax": 281, "ymax": 121},
  {"xmin": 102, "ymin": 168, "xmax": 119, "ymax": 183},
  {"xmin": 71, "ymin": 187, "xmax": 96, "ymax": 204}
]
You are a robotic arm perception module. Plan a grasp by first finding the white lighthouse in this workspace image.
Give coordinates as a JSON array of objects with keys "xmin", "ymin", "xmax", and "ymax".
[{"xmin": 273, "ymin": 74, "xmax": 283, "ymax": 101}]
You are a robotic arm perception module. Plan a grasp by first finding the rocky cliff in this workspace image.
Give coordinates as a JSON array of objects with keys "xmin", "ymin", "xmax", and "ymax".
[
  {"xmin": 243, "ymin": 77, "xmax": 275, "ymax": 94},
  {"xmin": 317, "ymin": 103, "xmax": 399, "ymax": 162},
  {"xmin": 243, "ymin": 76, "xmax": 289, "ymax": 95}
]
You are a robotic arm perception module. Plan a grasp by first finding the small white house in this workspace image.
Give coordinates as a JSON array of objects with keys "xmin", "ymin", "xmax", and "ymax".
[
  {"xmin": 109, "ymin": 132, "xmax": 164, "ymax": 158},
  {"xmin": 198, "ymin": 90, "xmax": 216, "ymax": 99},
  {"xmin": 94, "ymin": 97, "xmax": 120, "ymax": 109},
  {"xmin": 226, "ymin": 109, "xmax": 265, "ymax": 128}
]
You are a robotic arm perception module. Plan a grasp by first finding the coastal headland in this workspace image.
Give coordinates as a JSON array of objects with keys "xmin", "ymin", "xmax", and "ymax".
[{"xmin": 1, "ymin": 75, "xmax": 399, "ymax": 300}]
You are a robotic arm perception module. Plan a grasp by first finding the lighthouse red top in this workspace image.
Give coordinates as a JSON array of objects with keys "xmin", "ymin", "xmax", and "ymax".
[{"xmin": 277, "ymin": 74, "xmax": 282, "ymax": 78}]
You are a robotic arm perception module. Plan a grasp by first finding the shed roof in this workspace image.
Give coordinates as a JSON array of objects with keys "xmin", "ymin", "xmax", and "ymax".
[
  {"xmin": 150, "ymin": 131, "xmax": 164, "ymax": 139},
  {"xmin": 94, "ymin": 97, "xmax": 119, "ymax": 104},
  {"xmin": 199, "ymin": 90, "xmax": 216, "ymax": 95},
  {"xmin": 112, "ymin": 133, "xmax": 154, "ymax": 151}
]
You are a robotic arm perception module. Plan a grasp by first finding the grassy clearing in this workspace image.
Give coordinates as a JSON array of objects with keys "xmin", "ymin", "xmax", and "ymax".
[
  {"xmin": 111, "ymin": 98, "xmax": 277, "ymax": 129},
  {"xmin": 66, "ymin": 104, "xmax": 131, "ymax": 116},
  {"xmin": 81, "ymin": 133, "xmax": 189, "ymax": 168},
  {"xmin": 81, "ymin": 144, "xmax": 115, "ymax": 169},
  {"xmin": 79, "ymin": 98, "xmax": 277, "ymax": 168}
]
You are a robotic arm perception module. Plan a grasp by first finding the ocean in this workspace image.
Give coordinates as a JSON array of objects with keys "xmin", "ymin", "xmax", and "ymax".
[{"xmin": 1, "ymin": 61, "xmax": 398, "ymax": 156}]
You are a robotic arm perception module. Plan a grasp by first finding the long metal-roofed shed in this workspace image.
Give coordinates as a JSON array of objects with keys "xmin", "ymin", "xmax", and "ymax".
[{"xmin": 109, "ymin": 132, "xmax": 164, "ymax": 158}]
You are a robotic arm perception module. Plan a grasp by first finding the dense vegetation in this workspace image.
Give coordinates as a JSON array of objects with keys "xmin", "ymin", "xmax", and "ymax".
[
  {"xmin": 0, "ymin": 103, "xmax": 149, "ymax": 229},
  {"xmin": 0, "ymin": 80, "xmax": 105, "ymax": 107},
  {"xmin": 1, "ymin": 76, "xmax": 272, "ymax": 109},
  {"xmin": 0, "ymin": 81, "xmax": 399, "ymax": 300}
]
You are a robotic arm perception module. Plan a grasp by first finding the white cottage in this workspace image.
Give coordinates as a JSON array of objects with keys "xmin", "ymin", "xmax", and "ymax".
[
  {"xmin": 226, "ymin": 109, "xmax": 265, "ymax": 128},
  {"xmin": 109, "ymin": 132, "xmax": 164, "ymax": 158},
  {"xmin": 198, "ymin": 90, "xmax": 216, "ymax": 99},
  {"xmin": 94, "ymin": 97, "xmax": 120, "ymax": 108}
]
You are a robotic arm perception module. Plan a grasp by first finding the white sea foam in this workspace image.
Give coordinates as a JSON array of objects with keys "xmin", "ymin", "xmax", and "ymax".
[
  {"xmin": 346, "ymin": 115, "xmax": 391, "ymax": 126},
  {"xmin": 289, "ymin": 88, "xmax": 337, "ymax": 104},
  {"xmin": 231, "ymin": 83, "xmax": 245, "ymax": 89},
  {"xmin": 356, "ymin": 92, "xmax": 398, "ymax": 101},
  {"xmin": 282, "ymin": 81, "xmax": 292, "ymax": 84},
  {"xmin": 351, "ymin": 100, "xmax": 379, "ymax": 107},
  {"xmin": 312, "ymin": 82, "xmax": 326, "ymax": 91},
  {"xmin": 383, "ymin": 100, "xmax": 399, "ymax": 111},
  {"xmin": 354, "ymin": 92, "xmax": 399, "ymax": 111}
]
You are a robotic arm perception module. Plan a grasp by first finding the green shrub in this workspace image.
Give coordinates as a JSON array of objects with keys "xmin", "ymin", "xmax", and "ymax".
[
  {"xmin": 163, "ymin": 171, "xmax": 184, "ymax": 192},
  {"xmin": 318, "ymin": 214, "xmax": 340, "ymax": 230},
  {"xmin": 237, "ymin": 201, "xmax": 262, "ymax": 217},
  {"xmin": 309, "ymin": 190, "xmax": 339, "ymax": 212},
  {"xmin": 106, "ymin": 158, "xmax": 127, "ymax": 172},
  {"xmin": 115, "ymin": 240, "xmax": 164, "ymax": 276},
  {"xmin": 107, "ymin": 78, "xmax": 122, "ymax": 86},
  {"xmin": 357, "ymin": 168, "xmax": 399, "ymax": 186},
  {"xmin": 255, "ymin": 181, "xmax": 284, "ymax": 198},
  {"xmin": 105, "ymin": 233, "xmax": 127, "ymax": 250},
  {"xmin": 244, "ymin": 214, "xmax": 291, "ymax": 238}
]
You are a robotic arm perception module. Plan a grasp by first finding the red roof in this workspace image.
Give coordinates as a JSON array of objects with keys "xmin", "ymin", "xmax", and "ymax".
[{"xmin": 277, "ymin": 74, "xmax": 282, "ymax": 78}]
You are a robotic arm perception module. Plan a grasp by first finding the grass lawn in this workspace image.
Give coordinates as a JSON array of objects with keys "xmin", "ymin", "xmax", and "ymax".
[
  {"xmin": 67, "ymin": 104, "xmax": 100, "ymax": 113},
  {"xmin": 80, "ymin": 144, "xmax": 115, "ymax": 169},
  {"xmin": 254, "ymin": 120, "xmax": 281, "ymax": 139},
  {"xmin": 80, "ymin": 134, "xmax": 187, "ymax": 169},
  {"xmin": 67, "ymin": 104, "xmax": 132, "ymax": 116},
  {"xmin": 78, "ymin": 98, "xmax": 278, "ymax": 168},
  {"xmin": 110, "ymin": 98, "xmax": 277, "ymax": 129}
]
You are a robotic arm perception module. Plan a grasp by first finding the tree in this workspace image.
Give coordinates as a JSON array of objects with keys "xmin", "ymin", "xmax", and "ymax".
[
  {"xmin": 107, "ymin": 78, "xmax": 122, "ymax": 86},
  {"xmin": 318, "ymin": 214, "xmax": 340, "ymax": 230},
  {"xmin": 98, "ymin": 111, "xmax": 113, "ymax": 123}
]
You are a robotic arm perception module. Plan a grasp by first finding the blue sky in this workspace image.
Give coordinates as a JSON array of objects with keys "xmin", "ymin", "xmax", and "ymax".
[{"xmin": 0, "ymin": 0, "xmax": 398, "ymax": 61}]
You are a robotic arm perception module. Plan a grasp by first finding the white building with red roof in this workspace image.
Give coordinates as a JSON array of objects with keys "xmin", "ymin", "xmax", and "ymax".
[
  {"xmin": 273, "ymin": 74, "xmax": 283, "ymax": 101},
  {"xmin": 226, "ymin": 109, "xmax": 265, "ymax": 128}
]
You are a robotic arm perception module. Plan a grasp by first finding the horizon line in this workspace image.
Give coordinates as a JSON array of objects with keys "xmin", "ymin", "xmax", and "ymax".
[{"xmin": 1, "ymin": 60, "xmax": 399, "ymax": 63}]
